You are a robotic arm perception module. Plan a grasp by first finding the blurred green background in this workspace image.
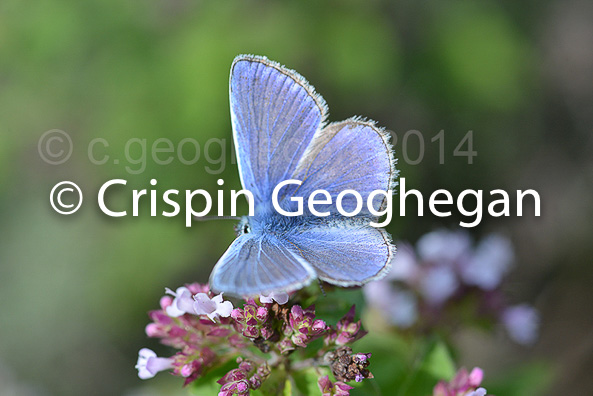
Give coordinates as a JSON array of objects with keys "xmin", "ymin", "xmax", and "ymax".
[{"xmin": 1, "ymin": 0, "xmax": 592, "ymax": 395}]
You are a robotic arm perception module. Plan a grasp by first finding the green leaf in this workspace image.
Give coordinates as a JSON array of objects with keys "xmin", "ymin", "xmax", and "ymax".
[
  {"xmin": 191, "ymin": 379, "xmax": 222, "ymax": 395},
  {"xmin": 293, "ymin": 367, "xmax": 329, "ymax": 396},
  {"xmin": 486, "ymin": 361, "xmax": 554, "ymax": 396},
  {"xmin": 189, "ymin": 359, "xmax": 237, "ymax": 395},
  {"xmin": 351, "ymin": 331, "xmax": 412, "ymax": 395},
  {"xmin": 312, "ymin": 288, "xmax": 367, "ymax": 325},
  {"xmin": 255, "ymin": 366, "xmax": 288, "ymax": 396},
  {"xmin": 395, "ymin": 339, "xmax": 456, "ymax": 396},
  {"xmin": 421, "ymin": 341, "xmax": 456, "ymax": 380},
  {"xmin": 283, "ymin": 379, "xmax": 293, "ymax": 396}
]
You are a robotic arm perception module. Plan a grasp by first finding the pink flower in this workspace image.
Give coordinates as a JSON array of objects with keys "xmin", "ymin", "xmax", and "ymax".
[
  {"xmin": 468, "ymin": 367, "xmax": 483, "ymax": 388},
  {"xmin": 145, "ymin": 323, "xmax": 163, "ymax": 338},
  {"xmin": 285, "ymin": 305, "xmax": 328, "ymax": 348},
  {"xmin": 135, "ymin": 348, "xmax": 173, "ymax": 379},
  {"xmin": 159, "ymin": 295, "xmax": 173, "ymax": 310},
  {"xmin": 217, "ymin": 362, "xmax": 262, "ymax": 395},
  {"xmin": 230, "ymin": 301, "xmax": 273, "ymax": 339},
  {"xmin": 193, "ymin": 293, "xmax": 234, "ymax": 321},
  {"xmin": 354, "ymin": 352, "xmax": 371, "ymax": 363},
  {"xmin": 328, "ymin": 305, "xmax": 367, "ymax": 346},
  {"xmin": 433, "ymin": 367, "xmax": 488, "ymax": 396},
  {"xmin": 186, "ymin": 282, "xmax": 210, "ymax": 294},
  {"xmin": 170, "ymin": 346, "xmax": 216, "ymax": 385},
  {"xmin": 218, "ymin": 368, "xmax": 250, "ymax": 395},
  {"xmin": 318, "ymin": 375, "xmax": 353, "ymax": 396}
]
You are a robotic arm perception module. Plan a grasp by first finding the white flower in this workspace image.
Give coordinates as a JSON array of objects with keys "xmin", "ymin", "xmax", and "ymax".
[
  {"xmin": 386, "ymin": 243, "xmax": 419, "ymax": 282},
  {"xmin": 363, "ymin": 281, "xmax": 418, "ymax": 328},
  {"xmin": 417, "ymin": 229, "xmax": 471, "ymax": 265},
  {"xmin": 164, "ymin": 287, "xmax": 196, "ymax": 317},
  {"xmin": 135, "ymin": 348, "xmax": 173, "ymax": 379},
  {"xmin": 386, "ymin": 289, "xmax": 418, "ymax": 328},
  {"xmin": 193, "ymin": 293, "xmax": 233, "ymax": 321},
  {"xmin": 461, "ymin": 234, "xmax": 513, "ymax": 290},
  {"xmin": 465, "ymin": 387, "xmax": 487, "ymax": 396},
  {"xmin": 502, "ymin": 304, "xmax": 539, "ymax": 345},
  {"xmin": 419, "ymin": 266, "xmax": 459, "ymax": 305},
  {"xmin": 260, "ymin": 291, "xmax": 289, "ymax": 305}
]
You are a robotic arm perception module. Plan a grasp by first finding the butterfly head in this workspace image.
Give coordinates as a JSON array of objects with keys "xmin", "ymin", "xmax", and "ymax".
[{"xmin": 234, "ymin": 216, "xmax": 251, "ymax": 236}]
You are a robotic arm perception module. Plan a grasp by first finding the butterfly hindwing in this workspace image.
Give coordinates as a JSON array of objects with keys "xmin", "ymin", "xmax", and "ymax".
[
  {"xmin": 287, "ymin": 220, "xmax": 394, "ymax": 286},
  {"xmin": 209, "ymin": 232, "xmax": 316, "ymax": 297}
]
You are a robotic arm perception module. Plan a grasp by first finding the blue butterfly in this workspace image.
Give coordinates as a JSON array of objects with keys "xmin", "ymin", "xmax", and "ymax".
[{"xmin": 209, "ymin": 54, "xmax": 397, "ymax": 297}]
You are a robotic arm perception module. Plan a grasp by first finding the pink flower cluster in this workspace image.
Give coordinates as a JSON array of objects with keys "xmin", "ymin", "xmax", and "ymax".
[
  {"xmin": 218, "ymin": 359, "xmax": 270, "ymax": 396},
  {"xmin": 231, "ymin": 300, "xmax": 275, "ymax": 340},
  {"xmin": 136, "ymin": 283, "xmax": 373, "ymax": 395},
  {"xmin": 281, "ymin": 305, "xmax": 328, "ymax": 351},
  {"xmin": 318, "ymin": 375, "xmax": 353, "ymax": 396},
  {"xmin": 433, "ymin": 367, "xmax": 488, "ymax": 396},
  {"xmin": 364, "ymin": 229, "xmax": 540, "ymax": 345},
  {"xmin": 326, "ymin": 306, "xmax": 368, "ymax": 346}
]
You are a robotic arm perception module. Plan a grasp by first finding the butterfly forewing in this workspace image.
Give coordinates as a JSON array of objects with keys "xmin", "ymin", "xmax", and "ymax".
[{"xmin": 230, "ymin": 55, "xmax": 327, "ymax": 205}]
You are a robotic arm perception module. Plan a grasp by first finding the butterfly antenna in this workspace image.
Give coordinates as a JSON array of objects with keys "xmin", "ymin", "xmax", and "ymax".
[
  {"xmin": 193, "ymin": 215, "xmax": 241, "ymax": 221},
  {"xmin": 318, "ymin": 279, "xmax": 326, "ymax": 297}
]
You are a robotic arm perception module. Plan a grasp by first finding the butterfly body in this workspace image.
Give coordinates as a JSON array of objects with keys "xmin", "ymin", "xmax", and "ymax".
[
  {"xmin": 209, "ymin": 55, "xmax": 398, "ymax": 297},
  {"xmin": 237, "ymin": 210, "xmax": 377, "ymax": 239}
]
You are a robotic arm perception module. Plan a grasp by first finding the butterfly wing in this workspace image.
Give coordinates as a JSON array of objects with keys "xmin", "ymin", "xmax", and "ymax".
[
  {"xmin": 287, "ymin": 220, "xmax": 394, "ymax": 286},
  {"xmin": 230, "ymin": 55, "xmax": 327, "ymax": 205},
  {"xmin": 219, "ymin": 56, "xmax": 397, "ymax": 295},
  {"xmin": 209, "ymin": 232, "xmax": 316, "ymax": 297},
  {"xmin": 279, "ymin": 118, "xmax": 397, "ymax": 215}
]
